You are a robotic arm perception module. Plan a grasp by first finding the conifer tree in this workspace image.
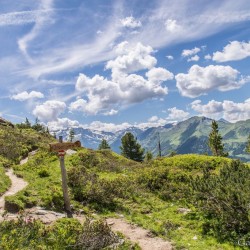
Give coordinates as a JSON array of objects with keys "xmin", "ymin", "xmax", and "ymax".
[
  {"xmin": 68, "ymin": 128, "xmax": 75, "ymax": 142},
  {"xmin": 120, "ymin": 132, "xmax": 144, "ymax": 162},
  {"xmin": 25, "ymin": 117, "xmax": 31, "ymax": 128},
  {"xmin": 98, "ymin": 139, "xmax": 111, "ymax": 150},
  {"xmin": 208, "ymin": 120, "xmax": 228, "ymax": 157},
  {"xmin": 246, "ymin": 134, "xmax": 250, "ymax": 153}
]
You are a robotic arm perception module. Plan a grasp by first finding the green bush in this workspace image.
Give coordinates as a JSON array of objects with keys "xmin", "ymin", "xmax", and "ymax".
[
  {"xmin": 38, "ymin": 168, "xmax": 50, "ymax": 177},
  {"xmin": 191, "ymin": 160, "xmax": 250, "ymax": 242}
]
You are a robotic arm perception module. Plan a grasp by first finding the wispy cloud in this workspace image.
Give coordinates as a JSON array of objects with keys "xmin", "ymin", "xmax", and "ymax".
[{"xmin": 0, "ymin": 9, "xmax": 53, "ymax": 26}]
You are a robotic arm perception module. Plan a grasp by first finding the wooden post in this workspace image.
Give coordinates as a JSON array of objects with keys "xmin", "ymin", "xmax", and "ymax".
[
  {"xmin": 59, "ymin": 151, "xmax": 72, "ymax": 218},
  {"xmin": 49, "ymin": 139, "xmax": 81, "ymax": 218}
]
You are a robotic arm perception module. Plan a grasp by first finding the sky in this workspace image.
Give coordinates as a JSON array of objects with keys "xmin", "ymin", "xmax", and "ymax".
[{"xmin": 0, "ymin": 0, "xmax": 250, "ymax": 132}]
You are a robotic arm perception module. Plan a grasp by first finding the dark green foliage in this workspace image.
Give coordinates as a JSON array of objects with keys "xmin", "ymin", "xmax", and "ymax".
[
  {"xmin": 120, "ymin": 132, "xmax": 144, "ymax": 162},
  {"xmin": 68, "ymin": 128, "xmax": 75, "ymax": 142},
  {"xmin": 0, "ymin": 216, "xmax": 133, "ymax": 249},
  {"xmin": 208, "ymin": 120, "xmax": 228, "ymax": 157},
  {"xmin": 246, "ymin": 134, "xmax": 250, "ymax": 153},
  {"xmin": 68, "ymin": 165, "xmax": 135, "ymax": 210},
  {"xmin": 98, "ymin": 138, "xmax": 111, "ymax": 150},
  {"xmin": 191, "ymin": 160, "xmax": 250, "ymax": 241},
  {"xmin": 38, "ymin": 168, "xmax": 50, "ymax": 177},
  {"xmin": 0, "ymin": 124, "xmax": 54, "ymax": 163},
  {"xmin": 75, "ymin": 217, "xmax": 120, "ymax": 249},
  {"xmin": 0, "ymin": 162, "xmax": 11, "ymax": 195}
]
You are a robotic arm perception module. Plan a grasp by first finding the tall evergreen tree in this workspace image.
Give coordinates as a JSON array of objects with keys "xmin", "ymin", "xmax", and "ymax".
[
  {"xmin": 120, "ymin": 132, "xmax": 144, "ymax": 162},
  {"xmin": 25, "ymin": 117, "xmax": 31, "ymax": 128},
  {"xmin": 208, "ymin": 120, "xmax": 228, "ymax": 157},
  {"xmin": 68, "ymin": 128, "xmax": 75, "ymax": 142},
  {"xmin": 98, "ymin": 139, "xmax": 111, "ymax": 150},
  {"xmin": 246, "ymin": 134, "xmax": 250, "ymax": 153}
]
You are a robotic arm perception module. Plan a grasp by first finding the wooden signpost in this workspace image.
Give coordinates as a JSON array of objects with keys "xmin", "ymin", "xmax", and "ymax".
[{"xmin": 49, "ymin": 136, "xmax": 81, "ymax": 218}]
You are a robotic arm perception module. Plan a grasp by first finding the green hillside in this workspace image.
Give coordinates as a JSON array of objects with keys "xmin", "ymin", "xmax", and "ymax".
[
  {"xmin": 1, "ymin": 118, "xmax": 250, "ymax": 249},
  {"xmin": 139, "ymin": 117, "xmax": 250, "ymax": 161},
  {"xmin": 7, "ymin": 144, "xmax": 249, "ymax": 249}
]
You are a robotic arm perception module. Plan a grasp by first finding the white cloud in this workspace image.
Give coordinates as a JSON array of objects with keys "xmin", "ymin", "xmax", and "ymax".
[
  {"xmin": 212, "ymin": 41, "xmax": 250, "ymax": 62},
  {"xmin": 182, "ymin": 47, "xmax": 201, "ymax": 57},
  {"xmin": 0, "ymin": 9, "xmax": 52, "ymax": 26},
  {"xmin": 18, "ymin": 0, "xmax": 54, "ymax": 61},
  {"xmin": 120, "ymin": 16, "xmax": 141, "ymax": 28},
  {"xmin": 175, "ymin": 64, "xmax": 248, "ymax": 98},
  {"xmin": 72, "ymin": 42, "xmax": 172, "ymax": 115},
  {"xmin": 191, "ymin": 99, "xmax": 250, "ymax": 122},
  {"xmin": 204, "ymin": 54, "xmax": 212, "ymax": 60},
  {"xmin": 146, "ymin": 67, "xmax": 174, "ymax": 83},
  {"xmin": 191, "ymin": 100, "xmax": 223, "ymax": 119},
  {"xmin": 104, "ymin": 109, "xmax": 118, "ymax": 116},
  {"xmin": 164, "ymin": 19, "xmax": 181, "ymax": 33},
  {"xmin": 148, "ymin": 116, "xmax": 159, "ymax": 123},
  {"xmin": 167, "ymin": 107, "xmax": 189, "ymax": 120},
  {"xmin": 47, "ymin": 118, "xmax": 80, "ymax": 131},
  {"xmin": 166, "ymin": 55, "xmax": 174, "ymax": 60},
  {"xmin": 33, "ymin": 100, "xmax": 66, "ymax": 122},
  {"xmin": 69, "ymin": 98, "xmax": 87, "ymax": 112},
  {"xmin": 106, "ymin": 42, "xmax": 157, "ymax": 76},
  {"xmin": 83, "ymin": 121, "xmax": 132, "ymax": 133},
  {"xmin": 11, "ymin": 91, "xmax": 44, "ymax": 101},
  {"xmin": 187, "ymin": 55, "xmax": 200, "ymax": 62}
]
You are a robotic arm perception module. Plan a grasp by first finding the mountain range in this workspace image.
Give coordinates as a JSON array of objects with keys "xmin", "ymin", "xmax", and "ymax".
[{"xmin": 56, "ymin": 116, "xmax": 250, "ymax": 162}]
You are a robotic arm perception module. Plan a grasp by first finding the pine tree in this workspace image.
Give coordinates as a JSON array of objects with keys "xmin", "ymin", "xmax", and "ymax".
[
  {"xmin": 68, "ymin": 128, "xmax": 75, "ymax": 142},
  {"xmin": 120, "ymin": 132, "xmax": 144, "ymax": 162},
  {"xmin": 98, "ymin": 139, "xmax": 111, "ymax": 150},
  {"xmin": 246, "ymin": 134, "xmax": 250, "ymax": 153},
  {"xmin": 25, "ymin": 117, "xmax": 31, "ymax": 128},
  {"xmin": 208, "ymin": 120, "xmax": 228, "ymax": 157}
]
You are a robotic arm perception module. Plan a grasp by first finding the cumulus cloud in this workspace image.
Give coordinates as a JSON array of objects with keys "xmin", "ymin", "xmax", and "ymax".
[
  {"xmin": 187, "ymin": 55, "xmax": 200, "ymax": 62},
  {"xmin": 120, "ymin": 16, "xmax": 141, "ymax": 28},
  {"xmin": 47, "ymin": 117, "xmax": 80, "ymax": 131},
  {"xmin": 212, "ymin": 41, "xmax": 250, "ymax": 62},
  {"xmin": 164, "ymin": 19, "xmax": 181, "ymax": 32},
  {"xmin": 167, "ymin": 107, "xmax": 189, "ymax": 120},
  {"xmin": 182, "ymin": 47, "xmax": 201, "ymax": 57},
  {"xmin": 175, "ymin": 64, "xmax": 248, "ymax": 98},
  {"xmin": 204, "ymin": 54, "xmax": 212, "ymax": 60},
  {"xmin": 33, "ymin": 100, "xmax": 66, "ymax": 122},
  {"xmin": 191, "ymin": 99, "xmax": 250, "ymax": 122},
  {"xmin": 106, "ymin": 41, "xmax": 157, "ymax": 76},
  {"xmin": 146, "ymin": 67, "xmax": 174, "ymax": 83},
  {"xmin": 72, "ymin": 42, "xmax": 173, "ymax": 115},
  {"xmin": 83, "ymin": 121, "xmax": 132, "ymax": 133},
  {"xmin": 11, "ymin": 91, "xmax": 44, "ymax": 101},
  {"xmin": 103, "ymin": 109, "xmax": 118, "ymax": 116}
]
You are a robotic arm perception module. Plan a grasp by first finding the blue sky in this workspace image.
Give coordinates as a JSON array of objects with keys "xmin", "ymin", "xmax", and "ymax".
[{"xmin": 0, "ymin": 0, "xmax": 250, "ymax": 132}]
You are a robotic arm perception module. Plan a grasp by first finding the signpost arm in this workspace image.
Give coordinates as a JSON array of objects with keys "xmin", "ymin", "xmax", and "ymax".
[{"xmin": 59, "ymin": 155, "xmax": 73, "ymax": 218}]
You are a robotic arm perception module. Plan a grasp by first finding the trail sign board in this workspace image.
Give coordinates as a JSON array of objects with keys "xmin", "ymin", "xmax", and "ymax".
[{"xmin": 49, "ymin": 141, "xmax": 81, "ymax": 152}]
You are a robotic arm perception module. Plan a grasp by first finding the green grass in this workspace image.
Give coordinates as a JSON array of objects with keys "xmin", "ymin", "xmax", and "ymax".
[
  {"xmin": 0, "ymin": 165, "xmax": 11, "ymax": 196},
  {"xmin": 7, "ymin": 148, "xmax": 249, "ymax": 249}
]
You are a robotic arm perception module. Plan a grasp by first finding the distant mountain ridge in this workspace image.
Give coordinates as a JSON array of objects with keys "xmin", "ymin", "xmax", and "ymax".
[{"xmin": 56, "ymin": 116, "xmax": 250, "ymax": 162}]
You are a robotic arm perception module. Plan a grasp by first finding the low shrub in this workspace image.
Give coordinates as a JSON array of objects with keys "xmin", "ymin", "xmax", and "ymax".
[{"xmin": 191, "ymin": 160, "xmax": 250, "ymax": 242}]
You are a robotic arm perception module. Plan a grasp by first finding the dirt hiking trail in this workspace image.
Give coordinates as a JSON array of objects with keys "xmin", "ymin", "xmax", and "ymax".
[
  {"xmin": 107, "ymin": 218, "xmax": 172, "ymax": 250},
  {"xmin": 0, "ymin": 152, "xmax": 172, "ymax": 249}
]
